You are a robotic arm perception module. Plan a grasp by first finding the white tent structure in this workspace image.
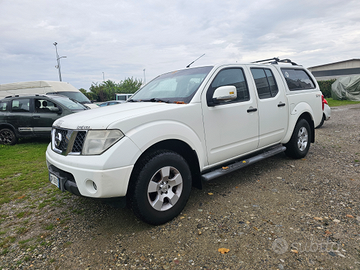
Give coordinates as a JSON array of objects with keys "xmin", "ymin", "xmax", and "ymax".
[{"xmin": 331, "ymin": 75, "xmax": 360, "ymax": 101}]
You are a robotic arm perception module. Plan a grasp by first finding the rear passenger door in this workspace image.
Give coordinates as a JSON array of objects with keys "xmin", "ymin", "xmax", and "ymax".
[
  {"xmin": 250, "ymin": 67, "xmax": 288, "ymax": 148},
  {"xmin": 202, "ymin": 66, "xmax": 259, "ymax": 165},
  {"xmin": 9, "ymin": 98, "xmax": 34, "ymax": 136}
]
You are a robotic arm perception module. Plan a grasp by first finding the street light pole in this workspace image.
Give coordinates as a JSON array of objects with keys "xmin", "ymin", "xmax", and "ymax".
[{"xmin": 53, "ymin": 42, "xmax": 66, "ymax": 82}]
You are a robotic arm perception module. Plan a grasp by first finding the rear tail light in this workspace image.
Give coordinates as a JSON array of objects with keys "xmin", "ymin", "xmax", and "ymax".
[{"xmin": 321, "ymin": 95, "xmax": 325, "ymax": 110}]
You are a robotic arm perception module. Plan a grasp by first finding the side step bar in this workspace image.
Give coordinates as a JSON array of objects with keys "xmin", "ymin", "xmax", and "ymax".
[{"xmin": 201, "ymin": 145, "xmax": 286, "ymax": 181}]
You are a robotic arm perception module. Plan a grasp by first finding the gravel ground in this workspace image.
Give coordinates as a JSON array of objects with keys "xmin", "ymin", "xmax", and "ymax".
[{"xmin": 1, "ymin": 104, "xmax": 359, "ymax": 270}]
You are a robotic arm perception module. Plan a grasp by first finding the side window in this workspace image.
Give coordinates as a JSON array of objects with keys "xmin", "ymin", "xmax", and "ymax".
[
  {"xmin": 281, "ymin": 68, "xmax": 315, "ymax": 91},
  {"xmin": 35, "ymin": 99, "xmax": 58, "ymax": 113},
  {"xmin": 11, "ymin": 99, "xmax": 30, "ymax": 112},
  {"xmin": 207, "ymin": 68, "xmax": 250, "ymax": 105},
  {"xmin": 0, "ymin": 101, "xmax": 8, "ymax": 111},
  {"xmin": 251, "ymin": 68, "xmax": 279, "ymax": 99}
]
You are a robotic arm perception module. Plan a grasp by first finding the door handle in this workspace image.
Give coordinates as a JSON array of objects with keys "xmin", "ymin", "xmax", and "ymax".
[
  {"xmin": 278, "ymin": 102, "xmax": 286, "ymax": 107},
  {"xmin": 33, "ymin": 116, "xmax": 40, "ymax": 119},
  {"xmin": 247, "ymin": 107, "xmax": 258, "ymax": 113}
]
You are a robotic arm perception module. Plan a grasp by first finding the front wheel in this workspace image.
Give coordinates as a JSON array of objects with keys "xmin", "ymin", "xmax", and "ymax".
[
  {"xmin": 129, "ymin": 150, "xmax": 192, "ymax": 225},
  {"xmin": 285, "ymin": 119, "xmax": 311, "ymax": 159},
  {"xmin": 0, "ymin": 128, "xmax": 17, "ymax": 145}
]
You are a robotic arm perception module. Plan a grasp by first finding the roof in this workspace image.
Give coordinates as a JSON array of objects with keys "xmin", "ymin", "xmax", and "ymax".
[
  {"xmin": 0, "ymin": 81, "xmax": 77, "ymax": 91},
  {"xmin": 309, "ymin": 59, "xmax": 360, "ymax": 69}
]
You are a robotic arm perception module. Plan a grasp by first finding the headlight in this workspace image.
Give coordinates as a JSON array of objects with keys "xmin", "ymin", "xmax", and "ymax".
[{"xmin": 82, "ymin": 129, "xmax": 124, "ymax": 155}]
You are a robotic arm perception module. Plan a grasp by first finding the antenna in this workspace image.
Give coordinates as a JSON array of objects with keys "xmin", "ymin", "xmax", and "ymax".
[{"xmin": 186, "ymin": 54, "xmax": 205, "ymax": 68}]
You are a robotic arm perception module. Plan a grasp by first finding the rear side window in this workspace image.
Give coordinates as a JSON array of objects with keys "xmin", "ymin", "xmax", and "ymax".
[
  {"xmin": 207, "ymin": 68, "xmax": 250, "ymax": 105},
  {"xmin": 11, "ymin": 99, "xmax": 30, "ymax": 112},
  {"xmin": 0, "ymin": 101, "xmax": 7, "ymax": 111},
  {"xmin": 251, "ymin": 68, "xmax": 279, "ymax": 99},
  {"xmin": 281, "ymin": 68, "xmax": 315, "ymax": 91}
]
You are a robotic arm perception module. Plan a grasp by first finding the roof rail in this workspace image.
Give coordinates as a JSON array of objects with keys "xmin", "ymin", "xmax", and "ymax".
[{"xmin": 252, "ymin": 57, "xmax": 298, "ymax": 66}]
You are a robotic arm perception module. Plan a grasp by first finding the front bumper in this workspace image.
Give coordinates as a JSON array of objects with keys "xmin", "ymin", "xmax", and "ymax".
[{"xmin": 45, "ymin": 137, "xmax": 140, "ymax": 198}]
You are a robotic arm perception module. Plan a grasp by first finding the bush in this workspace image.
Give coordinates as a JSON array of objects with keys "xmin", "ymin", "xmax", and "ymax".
[{"xmin": 317, "ymin": 79, "xmax": 336, "ymax": 98}]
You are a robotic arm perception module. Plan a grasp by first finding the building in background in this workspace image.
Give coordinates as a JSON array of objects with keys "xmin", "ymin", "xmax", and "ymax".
[{"xmin": 308, "ymin": 59, "xmax": 360, "ymax": 81}]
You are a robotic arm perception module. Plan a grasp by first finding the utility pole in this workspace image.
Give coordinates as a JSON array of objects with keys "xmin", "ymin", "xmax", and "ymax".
[{"xmin": 53, "ymin": 42, "xmax": 67, "ymax": 81}]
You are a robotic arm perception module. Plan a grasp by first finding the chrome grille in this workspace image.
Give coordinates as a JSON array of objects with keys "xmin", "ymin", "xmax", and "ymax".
[
  {"xmin": 72, "ymin": 131, "xmax": 86, "ymax": 153},
  {"xmin": 52, "ymin": 128, "xmax": 87, "ymax": 155}
]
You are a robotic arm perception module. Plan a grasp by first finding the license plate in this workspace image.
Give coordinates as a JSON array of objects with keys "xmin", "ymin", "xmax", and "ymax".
[{"xmin": 49, "ymin": 173, "xmax": 60, "ymax": 189}]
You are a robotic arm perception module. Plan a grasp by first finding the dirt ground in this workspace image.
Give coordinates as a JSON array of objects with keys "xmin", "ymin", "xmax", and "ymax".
[{"xmin": 1, "ymin": 104, "xmax": 359, "ymax": 270}]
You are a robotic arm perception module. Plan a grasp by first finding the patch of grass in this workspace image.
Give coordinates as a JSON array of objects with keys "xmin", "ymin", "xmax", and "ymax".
[
  {"xmin": 63, "ymin": 241, "xmax": 72, "ymax": 248},
  {"xmin": 0, "ymin": 236, "xmax": 16, "ymax": 248},
  {"xmin": 0, "ymin": 141, "xmax": 49, "ymax": 206},
  {"xmin": 44, "ymin": 224, "xmax": 54, "ymax": 230},
  {"xmin": 71, "ymin": 208, "xmax": 84, "ymax": 215},
  {"xmin": 59, "ymin": 217, "xmax": 71, "ymax": 225},
  {"xmin": 327, "ymin": 98, "xmax": 360, "ymax": 107},
  {"xmin": 37, "ymin": 196, "xmax": 60, "ymax": 209},
  {"xmin": 16, "ymin": 211, "xmax": 32, "ymax": 218},
  {"xmin": 19, "ymin": 238, "xmax": 34, "ymax": 249},
  {"xmin": 16, "ymin": 226, "xmax": 29, "ymax": 235}
]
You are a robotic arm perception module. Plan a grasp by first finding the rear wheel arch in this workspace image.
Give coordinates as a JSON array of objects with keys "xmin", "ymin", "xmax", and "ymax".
[
  {"xmin": 298, "ymin": 112, "xmax": 315, "ymax": 143},
  {"xmin": 284, "ymin": 116, "xmax": 312, "ymax": 159}
]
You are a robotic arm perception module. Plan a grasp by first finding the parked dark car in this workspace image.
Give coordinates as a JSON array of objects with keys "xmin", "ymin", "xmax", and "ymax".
[{"xmin": 0, "ymin": 94, "xmax": 87, "ymax": 145}]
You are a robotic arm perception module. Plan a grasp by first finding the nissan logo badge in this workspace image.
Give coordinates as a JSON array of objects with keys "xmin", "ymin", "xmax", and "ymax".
[{"xmin": 55, "ymin": 132, "xmax": 62, "ymax": 147}]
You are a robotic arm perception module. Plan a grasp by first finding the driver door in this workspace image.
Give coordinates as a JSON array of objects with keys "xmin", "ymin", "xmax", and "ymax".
[
  {"xmin": 202, "ymin": 67, "xmax": 259, "ymax": 165},
  {"xmin": 32, "ymin": 98, "xmax": 61, "ymax": 137}
]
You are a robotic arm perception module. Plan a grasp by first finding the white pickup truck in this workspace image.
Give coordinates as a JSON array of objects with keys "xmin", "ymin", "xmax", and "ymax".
[{"xmin": 46, "ymin": 58, "xmax": 323, "ymax": 225}]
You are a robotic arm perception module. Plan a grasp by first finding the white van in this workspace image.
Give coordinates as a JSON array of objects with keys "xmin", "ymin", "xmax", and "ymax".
[{"xmin": 0, "ymin": 81, "xmax": 98, "ymax": 109}]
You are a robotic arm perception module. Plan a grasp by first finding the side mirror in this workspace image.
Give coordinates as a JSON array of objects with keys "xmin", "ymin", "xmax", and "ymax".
[
  {"xmin": 212, "ymin": 85, "xmax": 237, "ymax": 104},
  {"xmin": 52, "ymin": 107, "xmax": 62, "ymax": 114}
]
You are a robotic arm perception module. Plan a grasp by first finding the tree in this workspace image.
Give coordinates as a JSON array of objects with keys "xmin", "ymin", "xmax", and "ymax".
[{"xmin": 86, "ymin": 78, "xmax": 143, "ymax": 102}]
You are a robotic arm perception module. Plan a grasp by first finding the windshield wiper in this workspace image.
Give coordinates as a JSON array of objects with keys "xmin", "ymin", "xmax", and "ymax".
[{"xmin": 142, "ymin": 98, "xmax": 170, "ymax": 103}]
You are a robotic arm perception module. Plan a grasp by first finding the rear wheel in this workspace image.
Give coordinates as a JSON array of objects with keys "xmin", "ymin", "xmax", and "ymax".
[
  {"xmin": 129, "ymin": 150, "xmax": 192, "ymax": 225},
  {"xmin": 285, "ymin": 119, "xmax": 311, "ymax": 159},
  {"xmin": 0, "ymin": 128, "xmax": 17, "ymax": 145}
]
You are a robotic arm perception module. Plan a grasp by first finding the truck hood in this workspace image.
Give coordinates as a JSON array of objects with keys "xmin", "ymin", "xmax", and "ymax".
[{"xmin": 53, "ymin": 102, "xmax": 186, "ymax": 132}]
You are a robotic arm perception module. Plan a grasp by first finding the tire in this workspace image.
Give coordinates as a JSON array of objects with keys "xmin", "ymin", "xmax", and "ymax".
[
  {"xmin": 315, "ymin": 114, "xmax": 325, "ymax": 129},
  {"xmin": 285, "ymin": 119, "xmax": 311, "ymax": 159},
  {"xmin": 0, "ymin": 128, "xmax": 17, "ymax": 145},
  {"xmin": 129, "ymin": 150, "xmax": 192, "ymax": 225}
]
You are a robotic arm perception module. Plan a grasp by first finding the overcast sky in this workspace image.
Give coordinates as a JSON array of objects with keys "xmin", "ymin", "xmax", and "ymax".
[{"xmin": 1, "ymin": 0, "xmax": 359, "ymax": 90}]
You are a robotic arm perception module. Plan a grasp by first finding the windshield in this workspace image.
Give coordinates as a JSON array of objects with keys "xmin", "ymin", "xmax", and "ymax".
[
  {"xmin": 50, "ymin": 95, "xmax": 87, "ymax": 111},
  {"xmin": 130, "ymin": 66, "xmax": 213, "ymax": 103},
  {"xmin": 47, "ymin": 91, "xmax": 91, "ymax": 104}
]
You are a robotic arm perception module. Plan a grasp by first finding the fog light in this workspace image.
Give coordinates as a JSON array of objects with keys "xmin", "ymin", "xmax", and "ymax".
[{"xmin": 85, "ymin": 179, "xmax": 97, "ymax": 194}]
